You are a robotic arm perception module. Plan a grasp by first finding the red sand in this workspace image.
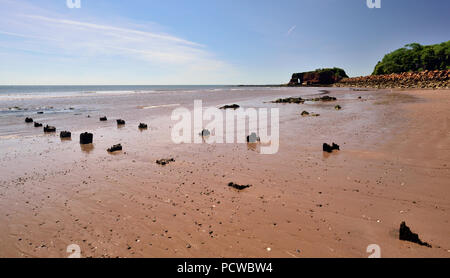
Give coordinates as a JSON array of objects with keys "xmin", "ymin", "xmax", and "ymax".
[{"xmin": 0, "ymin": 88, "xmax": 449, "ymax": 258}]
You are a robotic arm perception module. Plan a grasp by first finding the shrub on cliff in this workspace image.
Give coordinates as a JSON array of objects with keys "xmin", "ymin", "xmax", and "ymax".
[
  {"xmin": 373, "ymin": 41, "xmax": 450, "ymax": 75},
  {"xmin": 315, "ymin": 67, "xmax": 349, "ymax": 79}
]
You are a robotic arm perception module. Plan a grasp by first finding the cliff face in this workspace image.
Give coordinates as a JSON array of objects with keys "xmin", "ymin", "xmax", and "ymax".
[
  {"xmin": 288, "ymin": 68, "xmax": 348, "ymax": 86},
  {"xmin": 335, "ymin": 69, "xmax": 450, "ymax": 89}
]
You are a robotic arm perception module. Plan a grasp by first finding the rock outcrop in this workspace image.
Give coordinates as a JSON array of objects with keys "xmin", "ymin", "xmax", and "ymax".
[{"xmin": 289, "ymin": 68, "xmax": 348, "ymax": 86}]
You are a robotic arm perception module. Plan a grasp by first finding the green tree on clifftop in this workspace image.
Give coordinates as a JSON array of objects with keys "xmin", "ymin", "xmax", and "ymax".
[{"xmin": 372, "ymin": 41, "xmax": 450, "ymax": 75}]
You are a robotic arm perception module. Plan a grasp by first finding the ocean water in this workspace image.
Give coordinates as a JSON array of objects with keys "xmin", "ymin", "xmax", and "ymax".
[
  {"xmin": 0, "ymin": 85, "xmax": 295, "ymax": 138},
  {"xmin": 0, "ymin": 85, "xmax": 233, "ymax": 100}
]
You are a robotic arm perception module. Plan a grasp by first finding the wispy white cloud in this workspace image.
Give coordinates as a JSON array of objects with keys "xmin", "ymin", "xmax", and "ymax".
[{"xmin": 0, "ymin": 0, "xmax": 238, "ymax": 84}]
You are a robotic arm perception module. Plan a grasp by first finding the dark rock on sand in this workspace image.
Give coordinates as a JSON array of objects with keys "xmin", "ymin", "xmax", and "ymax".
[
  {"xmin": 139, "ymin": 123, "xmax": 148, "ymax": 129},
  {"xmin": 273, "ymin": 97, "xmax": 305, "ymax": 104},
  {"xmin": 273, "ymin": 95, "xmax": 336, "ymax": 104},
  {"xmin": 323, "ymin": 143, "xmax": 340, "ymax": 153},
  {"xmin": 60, "ymin": 131, "xmax": 72, "ymax": 138},
  {"xmin": 25, "ymin": 117, "xmax": 33, "ymax": 123},
  {"xmin": 100, "ymin": 116, "xmax": 107, "ymax": 121},
  {"xmin": 247, "ymin": 132, "xmax": 260, "ymax": 143},
  {"xmin": 228, "ymin": 182, "xmax": 252, "ymax": 190},
  {"xmin": 34, "ymin": 122, "xmax": 43, "ymax": 127},
  {"xmin": 312, "ymin": 96, "xmax": 337, "ymax": 102},
  {"xmin": 399, "ymin": 222, "xmax": 432, "ymax": 248},
  {"xmin": 335, "ymin": 105, "xmax": 342, "ymax": 110},
  {"xmin": 220, "ymin": 104, "xmax": 240, "ymax": 110},
  {"xmin": 156, "ymin": 158, "xmax": 175, "ymax": 166},
  {"xmin": 107, "ymin": 144, "xmax": 123, "ymax": 153},
  {"xmin": 117, "ymin": 119, "xmax": 126, "ymax": 125},
  {"xmin": 80, "ymin": 132, "xmax": 93, "ymax": 145},
  {"xmin": 43, "ymin": 125, "xmax": 56, "ymax": 133},
  {"xmin": 302, "ymin": 111, "xmax": 320, "ymax": 117},
  {"xmin": 199, "ymin": 129, "xmax": 211, "ymax": 137}
]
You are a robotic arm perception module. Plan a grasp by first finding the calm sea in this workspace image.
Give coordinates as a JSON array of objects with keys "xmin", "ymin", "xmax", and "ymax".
[{"xmin": 0, "ymin": 85, "xmax": 233, "ymax": 99}]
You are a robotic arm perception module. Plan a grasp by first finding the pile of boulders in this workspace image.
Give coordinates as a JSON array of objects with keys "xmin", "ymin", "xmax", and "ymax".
[{"xmin": 335, "ymin": 69, "xmax": 450, "ymax": 89}]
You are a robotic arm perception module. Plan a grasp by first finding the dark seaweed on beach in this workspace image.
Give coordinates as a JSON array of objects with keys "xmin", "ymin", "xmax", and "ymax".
[
  {"xmin": 273, "ymin": 95, "xmax": 337, "ymax": 104},
  {"xmin": 107, "ymin": 144, "xmax": 123, "ymax": 153},
  {"xmin": 399, "ymin": 222, "xmax": 431, "ymax": 248},
  {"xmin": 156, "ymin": 158, "xmax": 175, "ymax": 166},
  {"xmin": 311, "ymin": 95, "xmax": 337, "ymax": 102},
  {"xmin": 228, "ymin": 182, "xmax": 252, "ymax": 190},
  {"xmin": 323, "ymin": 143, "xmax": 340, "ymax": 153},
  {"xmin": 272, "ymin": 97, "xmax": 305, "ymax": 104},
  {"xmin": 219, "ymin": 104, "xmax": 240, "ymax": 110}
]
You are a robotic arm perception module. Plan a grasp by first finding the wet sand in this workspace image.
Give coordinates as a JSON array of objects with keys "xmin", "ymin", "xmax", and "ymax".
[{"xmin": 0, "ymin": 87, "xmax": 449, "ymax": 258}]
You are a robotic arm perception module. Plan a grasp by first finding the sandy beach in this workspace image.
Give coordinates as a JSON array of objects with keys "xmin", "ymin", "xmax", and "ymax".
[{"xmin": 0, "ymin": 87, "xmax": 449, "ymax": 258}]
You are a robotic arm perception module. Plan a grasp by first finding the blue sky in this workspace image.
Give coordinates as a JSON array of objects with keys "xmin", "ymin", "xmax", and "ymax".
[{"xmin": 0, "ymin": 0, "xmax": 449, "ymax": 85}]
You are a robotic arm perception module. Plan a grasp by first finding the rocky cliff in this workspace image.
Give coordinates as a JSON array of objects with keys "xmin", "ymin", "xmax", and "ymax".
[{"xmin": 288, "ymin": 68, "xmax": 348, "ymax": 86}]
